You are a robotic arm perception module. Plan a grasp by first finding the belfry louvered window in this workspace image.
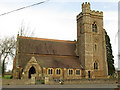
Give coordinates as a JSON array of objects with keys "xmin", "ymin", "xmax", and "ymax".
[
  {"xmin": 92, "ymin": 23, "xmax": 97, "ymax": 32},
  {"xmin": 92, "ymin": 24, "xmax": 95, "ymax": 32},
  {"xmin": 95, "ymin": 24, "xmax": 97, "ymax": 32}
]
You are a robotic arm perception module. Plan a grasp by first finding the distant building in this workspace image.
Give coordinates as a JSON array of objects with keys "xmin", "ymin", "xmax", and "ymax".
[{"xmin": 13, "ymin": 2, "xmax": 108, "ymax": 80}]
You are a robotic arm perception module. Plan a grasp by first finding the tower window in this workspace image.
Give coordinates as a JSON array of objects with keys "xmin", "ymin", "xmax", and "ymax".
[
  {"xmin": 92, "ymin": 24, "xmax": 95, "ymax": 32},
  {"xmin": 95, "ymin": 24, "xmax": 97, "ymax": 32},
  {"xmin": 92, "ymin": 23, "xmax": 97, "ymax": 32},
  {"xmin": 94, "ymin": 62, "xmax": 98, "ymax": 70}
]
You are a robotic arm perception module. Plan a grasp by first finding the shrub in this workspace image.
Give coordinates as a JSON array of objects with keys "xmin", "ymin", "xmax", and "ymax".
[{"xmin": 40, "ymin": 80, "xmax": 44, "ymax": 84}]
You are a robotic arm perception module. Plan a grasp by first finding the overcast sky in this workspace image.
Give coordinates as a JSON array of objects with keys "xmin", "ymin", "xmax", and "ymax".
[{"xmin": 0, "ymin": 0, "xmax": 119, "ymax": 71}]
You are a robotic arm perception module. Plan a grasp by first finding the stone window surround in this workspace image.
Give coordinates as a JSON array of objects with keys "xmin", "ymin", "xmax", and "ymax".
[
  {"xmin": 94, "ymin": 61, "xmax": 99, "ymax": 70},
  {"xmin": 47, "ymin": 68, "xmax": 54, "ymax": 75},
  {"xmin": 55, "ymin": 68, "xmax": 62, "ymax": 75},
  {"xmin": 68, "ymin": 69, "xmax": 74, "ymax": 76},
  {"xmin": 92, "ymin": 22, "xmax": 97, "ymax": 33},
  {"xmin": 75, "ymin": 69, "xmax": 81, "ymax": 76}
]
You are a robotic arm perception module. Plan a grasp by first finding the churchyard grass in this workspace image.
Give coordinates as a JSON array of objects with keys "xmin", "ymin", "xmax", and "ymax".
[{"xmin": 2, "ymin": 75, "xmax": 11, "ymax": 79}]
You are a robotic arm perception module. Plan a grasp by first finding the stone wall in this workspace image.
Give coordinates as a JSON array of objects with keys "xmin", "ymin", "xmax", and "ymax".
[
  {"xmin": 2, "ymin": 79, "xmax": 33, "ymax": 85},
  {"xmin": 2, "ymin": 79, "xmax": 118, "ymax": 85},
  {"xmin": 47, "ymin": 79, "xmax": 118, "ymax": 85}
]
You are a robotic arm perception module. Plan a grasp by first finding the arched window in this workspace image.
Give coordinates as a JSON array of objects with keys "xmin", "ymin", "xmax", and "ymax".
[
  {"xmin": 48, "ymin": 68, "xmax": 53, "ymax": 74},
  {"xmin": 56, "ymin": 69, "xmax": 61, "ymax": 75},
  {"xmin": 59, "ymin": 69, "xmax": 61, "ymax": 74},
  {"xmin": 96, "ymin": 63, "xmax": 98, "ymax": 69},
  {"xmin": 69, "ymin": 69, "xmax": 73, "ymax": 75},
  {"xmin": 51, "ymin": 69, "xmax": 53, "ymax": 74},
  {"xmin": 94, "ymin": 62, "xmax": 98, "ymax": 70},
  {"xmin": 92, "ymin": 22, "xmax": 97, "ymax": 33},
  {"xmin": 56, "ymin": 69, "xmax": 58, "ymax": 74},
  {"xmin": 48, "ymin": 69, "xmax": 51, "ymax": 74}
]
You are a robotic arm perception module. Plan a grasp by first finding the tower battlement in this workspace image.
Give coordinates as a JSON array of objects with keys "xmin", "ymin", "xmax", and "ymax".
[
  {"xmin": 77, "ymin": 2, "xmax": 103, "ymax": 20},
  {"xmin": 90, "ymin": 10, "xmax": 103, "ymax": 16}
]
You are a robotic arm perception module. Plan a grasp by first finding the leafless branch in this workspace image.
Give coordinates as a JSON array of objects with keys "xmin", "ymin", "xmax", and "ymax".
[
  {"xmin": 0, "ymin": 36, "xmax": 16, "ymax": 62},
  {"xmin": 19, "ymin": 22, "xmax": 35, "ymax": 37}
]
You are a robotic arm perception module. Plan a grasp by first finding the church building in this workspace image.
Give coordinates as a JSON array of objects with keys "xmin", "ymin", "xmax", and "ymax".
[{"xmin": 13, "ymin": 2, "xmax": 108, "ymax": 80}]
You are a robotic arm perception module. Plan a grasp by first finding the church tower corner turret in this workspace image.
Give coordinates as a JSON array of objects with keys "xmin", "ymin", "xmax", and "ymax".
[{"xmin": 82, "ymin": 2, "xmax": 90, "ymax": 13}]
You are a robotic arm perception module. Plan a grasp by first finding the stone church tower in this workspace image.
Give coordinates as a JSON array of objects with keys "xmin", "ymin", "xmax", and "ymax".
[{"xmin": 76, "ymin": 2, "xmax": 108, "ymax": 78}]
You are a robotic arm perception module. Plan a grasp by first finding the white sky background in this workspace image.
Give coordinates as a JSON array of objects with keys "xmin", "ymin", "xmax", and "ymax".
[{"xmin": 0, "ymin": 0, "xmax": 119, "ymax": 71}]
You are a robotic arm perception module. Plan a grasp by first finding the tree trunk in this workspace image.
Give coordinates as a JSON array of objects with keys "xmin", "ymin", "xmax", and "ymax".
[
  {"xmin": 2, "ymin": 60, "xmax": 5, "ymax": 77},
  {"xmin": 2, "ymin": 54, "xmax": 8, "ymax": 77}
]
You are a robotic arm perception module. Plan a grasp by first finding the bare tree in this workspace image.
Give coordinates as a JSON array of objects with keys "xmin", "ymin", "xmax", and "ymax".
[
  {"xmin": 19, "ymin": 22, "xmax": 35, "ymax": 37},
  {"xmin": 0, "ymin": 36, "xmax": 16, "ymax": 77},
  {"xmin": 0, "ymin": 23, "xmax": 35, "ymax": 77}
]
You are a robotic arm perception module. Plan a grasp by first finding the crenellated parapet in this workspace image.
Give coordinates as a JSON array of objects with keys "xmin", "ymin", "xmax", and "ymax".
[
  {"xmin": 90, "ymin": 10, "xmax": 103, "ymax": 16},
  {"xmin": 77, "ymin": 2, "xmax": 103, "ymax": 20}
]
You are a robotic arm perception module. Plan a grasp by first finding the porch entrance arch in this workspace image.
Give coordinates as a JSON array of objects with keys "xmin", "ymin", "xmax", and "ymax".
[
  {"xmin": 24, "ymin": 57, "xmax": 41, "ymax": 79},
  {"xmin": 28, "ymin": 66, "xmax": 36, "ymax": 79}
]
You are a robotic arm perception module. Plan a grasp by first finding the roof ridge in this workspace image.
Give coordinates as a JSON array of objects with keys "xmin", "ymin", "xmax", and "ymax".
[{"xmin": 18, "ymin": 36, "xmax": 76, "ymax": 43}]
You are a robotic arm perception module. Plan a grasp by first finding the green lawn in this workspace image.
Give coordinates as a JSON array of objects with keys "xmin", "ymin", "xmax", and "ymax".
[{"xmin": 2, "ymin": 75, "xmax": 11, "ymax": 79}]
